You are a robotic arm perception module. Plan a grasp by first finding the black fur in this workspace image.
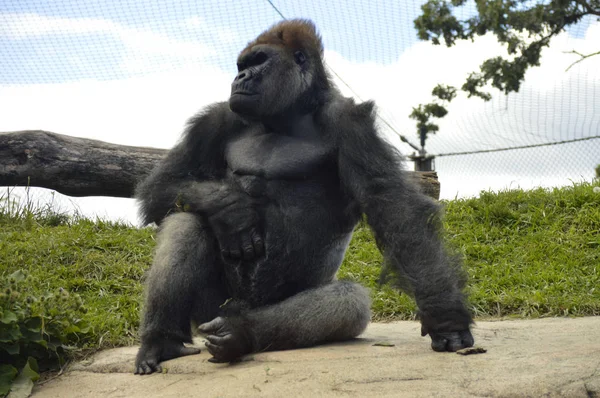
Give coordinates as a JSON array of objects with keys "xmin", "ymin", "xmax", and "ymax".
[{"xmin": 134, "ymin": 19, "xmax": 473, "ymax": 375}]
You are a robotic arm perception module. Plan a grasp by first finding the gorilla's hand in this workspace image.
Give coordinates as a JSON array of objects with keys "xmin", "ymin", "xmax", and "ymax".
[
  {"xmin": 134, "ymin": 338, "xmax": 201, "ymax": 375},
  {"xmin": 208, "ymin": 201, "xmax": 264, "ymax": 263},
  {"xmin": 177, "ymin": 181, "xmax": 265, "ymax": 262},
  {"xmin": 198, "ymin": 316, "xmax": 253, "ymax": 363},
  {"xmin": 421, "ymin": 325, "xmax": 474, "ymax": 352}
]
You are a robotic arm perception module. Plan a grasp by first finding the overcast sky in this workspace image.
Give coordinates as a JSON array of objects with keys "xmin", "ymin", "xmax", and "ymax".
[{"xmin": 1, "ymin": 0, "xmax": 599, "ymax": 225}]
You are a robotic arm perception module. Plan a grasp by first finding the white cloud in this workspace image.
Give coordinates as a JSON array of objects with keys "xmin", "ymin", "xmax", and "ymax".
[
  {"xmin": 0, "ymin": 67, "xmax": 231, "ymax": 148},
  {"xmin": 0, "ymin": 12, "xmax": 217, "ymax": 73}
]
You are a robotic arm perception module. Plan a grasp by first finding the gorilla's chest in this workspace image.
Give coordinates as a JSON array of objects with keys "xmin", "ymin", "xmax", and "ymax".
[{"xmin": 225, "ymin": 133, "xmax": 333, "ymax": 180}]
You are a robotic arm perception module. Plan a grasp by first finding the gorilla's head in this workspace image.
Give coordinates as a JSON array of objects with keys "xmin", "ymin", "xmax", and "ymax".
[{"xmin": 229, "ymin": 19, "xmax": 331, "ymax": 119}]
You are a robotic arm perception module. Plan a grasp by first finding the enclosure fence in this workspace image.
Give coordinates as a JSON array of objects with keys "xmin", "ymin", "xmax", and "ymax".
[{"xmin": 2, "ymin": 0, "xmax": 598, "ymax": 199}]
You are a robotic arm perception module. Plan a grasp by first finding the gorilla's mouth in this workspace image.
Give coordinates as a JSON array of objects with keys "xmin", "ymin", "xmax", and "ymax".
[{"xmin": 232, "ymin": 91, "xmax": 257, "ymax": 96}]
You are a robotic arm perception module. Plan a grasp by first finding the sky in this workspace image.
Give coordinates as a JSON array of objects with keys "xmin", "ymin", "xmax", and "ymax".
[{"xmin": 1, "ymin": 0, "xmax": 599, "ymax": 225}]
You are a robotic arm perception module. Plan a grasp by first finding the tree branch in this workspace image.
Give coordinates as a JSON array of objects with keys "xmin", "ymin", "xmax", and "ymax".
[
  {"xmin": 575, "ymin": 0, "xmax": 600, "ymax": 16},
  {"xmin": 565, "ymin": 50, "xmax": 600, "ymax": 71}
]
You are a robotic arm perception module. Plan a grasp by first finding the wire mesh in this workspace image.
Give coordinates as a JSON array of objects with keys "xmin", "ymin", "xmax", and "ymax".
[{"xmin": 1, "ymin": 0, "xmax": 598, "ymax": 203}]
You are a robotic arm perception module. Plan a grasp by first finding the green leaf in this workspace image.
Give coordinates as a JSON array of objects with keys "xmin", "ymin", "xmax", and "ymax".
[
  {"xmin": 24, "ymin": 318, "xmax": 41, "ymax": 332},
  {"xmin": 372, "ymin": 341, "xmax": 396, "ymax": 347},
  {"xmin": 8, "ymin": 270, "xmax": 26, "ymax": 283},
  {"xmin": 0, "ymin": 311, "xmax": 18, "ymax": 325},
  {"xmin": 32, "ymin": 339, "xmax": 48, "ymax": 349},
  {"xmin": 7, "ymin": 358, "xmax": 40, "ymax": 398},
  {"xmin": 22, "ymin": 358, "xmax": 40, "ymax": 382},
  {"xmin": 0, "ymin": 342, "xmax": 20, "ymax": 355},
  {"xmin": 0, "ymin": 325, "xmax": 22, "ymax": 343},
  {"xmin": 423, "ymin": 103, "xmax": 448, "ymax": 118},
  {"xmin": 431, "ymin": 84, "xmax": 457, "ymax": 101},
  {"xmin": 0, "ymin": 365, "xmax": 18, "ymax": 396},
  {"xmin": 7, "ymin": 375, "xmax": 33, "ymax": 398},
  {"xmin": 19, "ymin": 328, "xmax": 42, "ymax": 343},
  {"xmin": 63, "ymin": 324, "xmax": 80, "ymax": 335}
]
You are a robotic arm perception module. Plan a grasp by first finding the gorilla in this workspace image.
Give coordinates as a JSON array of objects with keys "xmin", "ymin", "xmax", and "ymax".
[{"xmin": 134, "ymin": 19, "xmax": 473, "ymax": 375}]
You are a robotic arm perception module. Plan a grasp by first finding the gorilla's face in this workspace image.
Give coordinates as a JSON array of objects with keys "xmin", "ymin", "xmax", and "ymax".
[{"xmin": 229, "ymin": 45, "xmax": 311, "ymax": 118}]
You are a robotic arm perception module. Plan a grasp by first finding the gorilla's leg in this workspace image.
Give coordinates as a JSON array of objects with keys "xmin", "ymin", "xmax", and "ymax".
[
  {"xmin": 135, "ymin": 212, "xmax": 227, "ymax": 374},
  {"xmin": 198, "ymin": 280, "xmax": 371, "ymax": 362}
]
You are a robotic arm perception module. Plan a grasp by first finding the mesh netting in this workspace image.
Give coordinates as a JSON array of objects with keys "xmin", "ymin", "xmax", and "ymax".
[{"xmin": 1, "ymin": 0, "xmax": 598, "ymax": 205}]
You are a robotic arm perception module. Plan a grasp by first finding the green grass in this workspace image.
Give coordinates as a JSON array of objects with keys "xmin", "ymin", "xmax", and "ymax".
[
  {"xmin": 0, "ymin": 200, "xmax": 153, "ymax": 351},
  {"xmin": 446, "ymin": 182, "xmax": 600, "ymax": 318},
  {"xmin": 1, "ymin": 181, "xmax": 599, "ymax": 354}
]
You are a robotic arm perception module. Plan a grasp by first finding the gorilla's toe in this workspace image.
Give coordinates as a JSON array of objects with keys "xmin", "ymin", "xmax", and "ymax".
[{"xmin": 430, "ymin": 330, "xmax": 474, "ymax": 352}]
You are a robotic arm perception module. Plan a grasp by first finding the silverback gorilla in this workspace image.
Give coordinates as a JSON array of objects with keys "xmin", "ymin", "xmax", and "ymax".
[{"xmin": 134, "ymin": 19, "xmax": 474, "ymax": 374}]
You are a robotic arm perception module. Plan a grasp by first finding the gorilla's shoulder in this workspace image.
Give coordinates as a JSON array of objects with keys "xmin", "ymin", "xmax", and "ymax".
[
  {"xmin": 188, "ymin": 101, "xmax": 245, "ymax": 126},
  {"xmin": 321, "ymin": 94, "xmax": 376, "ymax": 122},
  {"xmin": 319, "ymin": 94, "xmax": 377, "ymax": 141},
  {"xmin": 184, "ymin": 101, "xmax": 247, "ymax": 140}
]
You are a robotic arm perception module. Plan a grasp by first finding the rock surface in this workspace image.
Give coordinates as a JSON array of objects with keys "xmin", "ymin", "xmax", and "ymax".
[{"xmin": 32, "ymin": 317, "xmax": 600, "ymax": 397}]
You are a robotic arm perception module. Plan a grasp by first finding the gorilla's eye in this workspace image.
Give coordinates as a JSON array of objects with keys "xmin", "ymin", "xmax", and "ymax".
[
  {"xmin": 253, "ymin": 51, "xmax": 268, "ymax": 66},
  {"xmin": 294, "ymin": 51, "xmax": 306, "ymax": 65}
]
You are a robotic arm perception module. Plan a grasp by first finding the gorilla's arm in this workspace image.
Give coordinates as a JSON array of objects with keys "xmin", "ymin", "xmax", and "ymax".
[
  {"xmin": 135, "ymin": 103, "xmax": 263, "ymax": 260},
  {"xmin": 335, "ymin": 101, "xmax": 474, "ymax": 352},
  {"xmin": 136, "ymin": 103, "xmax": 233, "ymax": 224}
]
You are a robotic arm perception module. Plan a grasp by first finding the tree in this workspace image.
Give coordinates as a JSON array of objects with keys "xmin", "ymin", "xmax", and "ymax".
[
  {"xmin": 411, "ymin": 0, "xmax": 600, "ymax": 143},
  {"xmin": 409, "ymin": 84, "xmax": 456, "ymax": 150}
]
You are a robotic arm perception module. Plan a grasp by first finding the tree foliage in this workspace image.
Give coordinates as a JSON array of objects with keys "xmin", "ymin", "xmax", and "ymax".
[
  {"xmin": 411, "ymin": 0, "xmax": 600, "ymax": 143},
  {"xmin": 409, "ymin": 85, "xmax": 456, "ymax": 148}
]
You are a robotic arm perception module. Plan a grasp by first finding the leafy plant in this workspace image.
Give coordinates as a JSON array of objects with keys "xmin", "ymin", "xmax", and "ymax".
[
  {"xmin": 0, "ymin": 270, "xmax": 90, "ymax": 397},
  {"xmin": 409, "ymin": 84, "xmax": 457, "ymax": 146}
]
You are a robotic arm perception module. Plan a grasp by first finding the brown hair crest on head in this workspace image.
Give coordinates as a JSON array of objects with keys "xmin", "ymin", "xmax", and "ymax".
[{"xmin": 240, "ymin": 19, "xmax": 324, "ymax": 59}]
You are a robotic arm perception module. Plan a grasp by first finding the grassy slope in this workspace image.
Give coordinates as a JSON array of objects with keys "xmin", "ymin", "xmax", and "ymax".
[{"xmin": 1, "ymin": 181, "xmax": 599, "ymax": 351}]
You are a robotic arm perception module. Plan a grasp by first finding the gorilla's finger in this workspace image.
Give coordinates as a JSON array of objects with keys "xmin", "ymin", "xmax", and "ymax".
[
  {"xmin": 461, "ymin": 330, "xmax": 475, "ymax": 347},
  {"xmin": 240, "ymin": 232, "xmax": 255, "ymax": 261},
  {"xmin": 220, "ymin": 246, "xmax": 230, "ymax": 261},
  {"xmin": 430, "ymin": 330, "xmax": 474, "ymax": 352},
  {"xmin": 205, "ymin": 341, "xmax": 224, "ymax": 356},
  {"xmin": 251, "ymin": 229, "xmax": 264, "ymax": 257},
  {"xmin": 216, "ymin": 233, "xmax": 235, "ymax": 260},
  {"xmin": 198, "ymin": 316, "xmax": 226, "ymax": 334},
  {"xmin": 446, "ymin": 334, "xmax": 465, "ymax": 352},
  {"xmin": 206, "ymin": 334, "xmax": 228, "ymax": 345},
  {"xmin": 431, "ymin": 336, "xmax": 448, "ymax": 352},
  {"xmin": 158, "ymin": 342, "xmax": 202, "ymax": 362},
  {"xmin": 177, "ymin": 346, "xmax": 202, "ymax": 357},
  {"xmin": 208, "ymin": 357, "xmax": 228, "ymax": 363},
  {"xmin": 136, "ymin": 361, "xmax": 161, "ymax": 375},
  {"xmin": 228, "ymin": 236, "xmax": 242, "ymax": 259}
]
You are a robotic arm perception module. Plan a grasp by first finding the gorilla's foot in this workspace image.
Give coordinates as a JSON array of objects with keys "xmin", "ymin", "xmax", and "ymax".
[
  {"xmin": 425, "ymin": 328, "xmax": 474, "ymax": 352},
  {"xmin": 198, "ymin": 316, "xmax": 253, "ymax": 363},
  {"xmin": 134, "ymin": 338, "xmax": 201, "ymax": 375}
]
